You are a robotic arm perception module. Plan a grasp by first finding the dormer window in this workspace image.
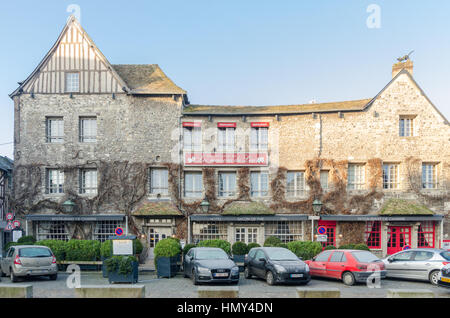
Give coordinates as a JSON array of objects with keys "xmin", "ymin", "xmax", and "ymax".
[{"xmin": 65, "ymin": 72, "xmax": 80, "ymax": 93}]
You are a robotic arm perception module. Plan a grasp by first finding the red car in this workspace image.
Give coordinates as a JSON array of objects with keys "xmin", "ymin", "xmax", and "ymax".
[{"xmin": 305, "ymin": 249, "xmax": 387, "ymax": 286}]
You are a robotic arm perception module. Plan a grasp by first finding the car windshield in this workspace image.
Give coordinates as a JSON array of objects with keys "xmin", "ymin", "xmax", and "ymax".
[
  {"xmin": 196, "ymin": 249, "xmax": 228, "ymax": 260},
  {"xmin": 351, "ymin": 251, "xmax": 380, "ymax": 263},
  {"xmin": 440, "ymin": 251, "xmax": 450, "ymax": 261},
  {"xmin": 266, "ymin": 249, "xmax": 298, "ymax": 261},
  {"xmin": 19, "ymin": 247, "xmax": 52, "ymax": 258}
]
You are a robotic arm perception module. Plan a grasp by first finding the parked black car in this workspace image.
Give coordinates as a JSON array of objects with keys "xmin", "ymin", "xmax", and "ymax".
[
  {"xmin": 183, "ymin": 247, "xmax": 240, "ymax": 285},
  {"xmin": 244, "ymin": 247, "xmax": 311, "ymax": 285}
]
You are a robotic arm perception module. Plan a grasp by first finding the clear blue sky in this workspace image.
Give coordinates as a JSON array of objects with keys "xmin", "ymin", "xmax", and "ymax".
[{"xmin": 1, "ymin": 0, "xmax": 449, "ymax": 159}]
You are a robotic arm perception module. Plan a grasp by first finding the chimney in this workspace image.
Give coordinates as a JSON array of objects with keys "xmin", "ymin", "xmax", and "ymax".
[{"xmin": 392, "ymin": 59, "xmax": 413, "ymax": 78}]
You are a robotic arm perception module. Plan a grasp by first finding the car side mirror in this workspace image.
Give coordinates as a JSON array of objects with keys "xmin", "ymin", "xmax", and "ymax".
[
  {"xmin": 388, "ymin": 258, "xmax": 394, "ymax": 263},
  {"xmin": 298, "ymin": 257, "xmax": 303, "ymax": 261}
]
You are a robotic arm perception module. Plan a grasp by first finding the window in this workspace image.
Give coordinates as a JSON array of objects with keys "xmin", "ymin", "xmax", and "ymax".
[
  {"xmin": 414, "ymin": 251, "xmax": 434, "ymax": 261},
  {"xmin": 315, "ymin": 251, "xmax": 332, "ymax": 262},
  {"xmin": 192, "ymin": 222, "xmax": 228, "ymax": 241},
  {"xmin": 250, "ymin": 127, "xmax": 268, "ymax": 151},
  {"xmin": 392, "ymin": 251, "xmax": 414, "ymax": 261},
  {"xmin": 218, "ymin": 172, "xmax": 236, "ymax": 197},
  {"xmin": 320, "ymin": 171, "xmax": 329, "ymax": 191},
  {"xmin": 183, "ymin": 127, "xmax": 202, "ymax": 151},
  {"xmin": 79, "ymin": 169, "xmax": 98, "ymax": 194},
  {"xmin": 399, "ymin": 116, "xmax": 414, "ymax": 137},
  {"xmin": 348, "ymin": 164, "xmax": 365, "ymax": 190},
  {"xmin": 365, "ymin": 221, "xmax": 381, "ymax": 249},
  {"xmin": 218, "ymin": 127, "xmax": 235, "ymax": 151},
  {"xmin": 422, "ymin": 163, "xmax": 438, "ymax": 189},
  {"xmin": 46, "ymin": 117, "xmax": 64, "ymax": 143},
  {"xmin": 46, "ymin": 169, "xmax": 64, "ymax": 194},
  {"xmin": 235, "ymin": 227, "xmax": 258, "ymax": 244},
  {"xmin": 94, "ymin": 220, "xmax": 123, "ymax": 242},
  {"xmin": 418, "ymin": 221, "xmax": 435, "ymax": 248},
  {"xmin": 149, "ymin": 168, "xmax": 169, "ymax": 195},
  {"xmin": 330, "ymin": 251, "xmax": 345, "ymax": 262},
  {"xmin": 250, "ymin": 171, "xmax": 269, "ymax": 197},
  {"xmin": 65, "ymin": 72, "xmax": 80, "ymax": 93},
  {"xmin": 37, "ymin": 221, "xmax": 69, "ymax": 241},
  {"xmin": 286, "ymin": 171, "xmax": 306, "ymax": 197},
  {"xmin": 184, "ymin": 171, "xmax": 203, "ymax": 198},
  {"xmin": 79, "ymin": 117, "xmax": 97, "ymax": 142},
  {"xmin": 265, "ymin": 221, "xmax": 303, "ymax": 243},
  {"xmin": 383, "ymin": 163, "xmax": 399, "ymax": 189}
]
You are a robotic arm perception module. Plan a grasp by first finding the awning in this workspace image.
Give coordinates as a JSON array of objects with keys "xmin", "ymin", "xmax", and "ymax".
[
  {"xmin": 190, "ymin": 214, "xmax": 309, "ymax": 222},
  {"xmin": 25, "ymin": 214, "xmax": 126, "ymax": 222},
  {"xmin": 320, "ymin": 215, "xmax": 444, "ymax": 222}
]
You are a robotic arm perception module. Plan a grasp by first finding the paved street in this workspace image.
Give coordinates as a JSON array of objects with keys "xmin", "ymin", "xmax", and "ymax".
[{"xmin": 1, "ymin": 272, "xmax": 449, "ymax": 298}]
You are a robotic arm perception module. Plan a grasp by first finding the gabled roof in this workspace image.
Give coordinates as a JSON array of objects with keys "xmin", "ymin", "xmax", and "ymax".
[
  {"xmin": 113, "ymin": 64, "xmax": 186, "ymax": 95},
  {"xmin": 9, "ymin": 16, "xmax": 129, "ymax": 98},
  {"xmin": 183, "ymin": 99, "xmax": 372, "ymax": 116},
  {"xmin": 222, "ymin": 201, "xmax": 275, "ymax": 215}
]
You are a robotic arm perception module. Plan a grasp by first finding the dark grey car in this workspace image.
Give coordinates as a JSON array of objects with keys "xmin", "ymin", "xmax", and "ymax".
[
  {"xmin": 0, "ymin": 245, "xmax": 58, "ymax": 282},
  {"xmin": 244, "ymin": 247, "xmax": 311, "ymax": 285},
  {"xmin": 183, "ymin": 247, "xmax": 240, "ymax": 285}
]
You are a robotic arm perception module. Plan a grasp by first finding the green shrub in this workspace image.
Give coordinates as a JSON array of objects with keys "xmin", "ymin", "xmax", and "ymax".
[
  {"xmin": 100, "ymin": 240, "xmax": 113, "ymax": 258},
  {"xmin": 264, "ymin": 236, "xmax": 282, "ymax": 247},
  {"xmin": 104, "ymin": 255, "xmax": 137, "ymax": 275},
  {"xmin": 65, "ymin": 240, "xmax": 101, "ymax": 261},
  {"xmin": 154, "ymin": 238, "xmax": 182, "ymax": 266},
  {"xmin": 287, "ymin": 241, "xmax": 323, "ymax": 260},
  {"xmin": 354, "ymin": 243, "xmax": 370, "ymax": 251},
  {"xmin": 133, "ymin": 239, "xmax": 144, "ymax": 255},
  {"xmin": 247, "ymin": 242, "xmax": 261, "ymax": 250},
  {"xmin": 324, "ymin": 245, "xmax": 337, "ymax": 251},
  {"xmin": 17, "ymin": 235, "xmax": 36, "ymax": 244},
  {"xmin": 339, "ymin": 244, "xmax": 356, "ymax": 249},
  {"xmin": 3, "ymin": 242, "xmax": 20, "ymax": 251},
  {"xmin": 232, "ymin": 241, "xmax": 249, "ymax": 255},
  {"xmin": 37, "ymin": 240, "xmax": 67, "ymax": 261},
  {"xmin": 277, "ymin": 243, "xmax": 288, "ymax": 249},
  {"xmin": 183, "ymin": 243, "xmax": 196, "ymax": 255},
  {"xmin": 197, "ymin": 240, "xmax": 231, "ymax": 254}
]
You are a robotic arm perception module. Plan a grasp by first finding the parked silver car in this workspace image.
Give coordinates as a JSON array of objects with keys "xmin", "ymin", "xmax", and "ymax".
[
  {"xmin": 0, "ymin": 245, "xmax": 58, "ymax": 282},
  {"xmin": 382, "ymin": 248, "xmax": 450, "ymax": 285}
]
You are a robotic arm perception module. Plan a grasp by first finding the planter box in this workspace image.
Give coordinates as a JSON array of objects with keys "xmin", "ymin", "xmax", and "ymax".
[
  {"xmin": 107, "ymin": 262, "xmax": 139, "ymax": 284},
  {"xmin": 156, "ymin": 256, "xmax": 180, "ymax": 278}
]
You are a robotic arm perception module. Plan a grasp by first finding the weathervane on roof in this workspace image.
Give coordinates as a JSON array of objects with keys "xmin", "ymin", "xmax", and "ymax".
[{"xmin": 397, "ymin": 50, "xmax": 414, "ymax": 63}]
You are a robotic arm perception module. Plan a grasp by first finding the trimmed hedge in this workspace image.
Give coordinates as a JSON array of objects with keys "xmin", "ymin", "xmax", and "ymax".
[
  {"xmin": 264, "ymin": 236, "xmax": 282, "ymax": 247},
  {"xmin": 197, "ymin": 240, "xmax": 231, "ymax": 254},
  {"xmin": 287, "ymin": 241, "xmax": 323, "ymax": 260},
  {"xmin": 38, "ymin": 240, "xmax": 68, "ymax": 261},
  {"xmin": 247, "ymin": 242, "xmax": 261, "ymax": 250},
  {"xmin": 17, "ymin": 236, "xmax": 36, "ymax": 244},
  {"xmin": 232, "ymin": 241, "xmax": 249, "ymax": 255},
  {"xmin": 183, "ymin": 243, "xmax": 196, "ymax": 255},
  {"xmin": 65, "ymin": 240, "xmax": 101, "ymax": 261},
  {"xmin": 154, "ymin": 238, "xmax": 182, "ymax": 266},
  {"xmin": 338, "ymin": 243, "xmax": 371, "ymax": 251}
]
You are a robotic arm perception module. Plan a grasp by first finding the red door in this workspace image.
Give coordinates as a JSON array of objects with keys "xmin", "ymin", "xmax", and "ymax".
[
  {"xmin": 387, "ymin": 226, "xmax": 411, "ymax": 255},
  {"xmin": 318, "ymin": 221, "xmax": 336, "ymax": 249}
]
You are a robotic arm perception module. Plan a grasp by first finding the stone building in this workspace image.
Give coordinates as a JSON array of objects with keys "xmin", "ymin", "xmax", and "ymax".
[
  {"xmin": 0, "ymin": 156, "xmax": 13, "ymax": 253},
  {"xmin": 9, "ymin": 17, "xmax": 450, "ymax": 258}
]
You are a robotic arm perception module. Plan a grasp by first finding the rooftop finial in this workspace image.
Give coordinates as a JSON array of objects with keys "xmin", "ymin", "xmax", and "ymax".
[{"xmin": 397, "ymin": 50, "xmax": 414, "ymax": 63}]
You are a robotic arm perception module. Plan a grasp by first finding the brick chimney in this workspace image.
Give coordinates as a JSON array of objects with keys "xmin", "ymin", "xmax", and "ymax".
[{"xmin": 392, "ymin": 60, "xmax": 413, "ymax": 78}]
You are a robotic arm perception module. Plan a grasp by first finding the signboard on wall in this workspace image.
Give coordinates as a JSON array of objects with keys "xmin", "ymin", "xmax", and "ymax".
[
  {"xmin": 113, "ymin": 239, "xmax": 133, "ymax": 256},
  {"xmin": 316, "ymin": 235, "xmax": 328, "ymax": 242},
  {"xmin": 184, "ymin": 152, "xmax": 268, "ymax": 166}
]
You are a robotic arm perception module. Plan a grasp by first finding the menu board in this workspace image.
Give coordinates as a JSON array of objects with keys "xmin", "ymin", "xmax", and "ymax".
[{"xmin": 113, "ymin": 239, "xmax": 133, "ymax": 255}]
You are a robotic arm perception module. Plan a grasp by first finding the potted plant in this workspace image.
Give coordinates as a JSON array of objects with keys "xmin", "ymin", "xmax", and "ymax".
[
  {"xmin": 133, "ymin": 239, "xmax": 144, "ymax": 262},
  {"xmin": 101, "ymin": 240, "xmax": 113, "ymax": 277},
  {"xmin": 154, "ymin": 238, "xmax": 182, "ymax": 278},
  {"xmin": 231, "ymin": 241, "xmax": 249, "ymax": 272},
  {"xmin": 104, "ymin": 255, "xmax": 139, "ymax": 284}
]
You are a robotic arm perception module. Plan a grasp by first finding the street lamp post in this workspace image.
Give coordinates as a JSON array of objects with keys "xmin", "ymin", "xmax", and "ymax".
[{"xmin": 310, "ymin": 199, "xmax": 323, "ymax": 241}]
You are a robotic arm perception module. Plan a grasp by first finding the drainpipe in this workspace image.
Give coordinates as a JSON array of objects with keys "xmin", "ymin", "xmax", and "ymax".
[
  {"xmin": 125, "ymin": 215, "xmax": 128, "ymax": 235},
  {"xmin": 188, "ymin": 215, "xmax": 191, "ymax": 244},
  {"xmin": 441, "ymin": 219, "xmax": 444, "ymax": 249}
]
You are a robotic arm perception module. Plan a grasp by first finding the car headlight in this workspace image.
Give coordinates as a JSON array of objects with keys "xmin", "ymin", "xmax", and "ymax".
[
  {"xmin": 231, "ymin": 266, "xmax": 239, "ymax": 274},
  {"xmin": 274, "ymin": 264, "xmax": 287, "ymax": 273},
  {"xmin": 305, "ymin": 264, "xmax": 310, "ymax": 272},
  {"xmin": 196, "ymin": 267, "xmax": 211, "ymax": 275}
]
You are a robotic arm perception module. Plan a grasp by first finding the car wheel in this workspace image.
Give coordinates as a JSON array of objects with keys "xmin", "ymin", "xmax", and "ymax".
[
  {"xmin": 49, "ymin": 274, "xmax": 58, "ymax": 281},
  {"xmin": 192, "ymin": 269, "xmax": 199, "ymax": 286},
  {"xmin": 342, "ymin": 272, "xmax": 355, "ymax": 286},
  {"xmin": 429, "ymin": 270, "xmax": 440, "ymax": 286},
  {"xmin": 266, "ymin": 271, "xmax": 275, "ymax": 286},
  {"xmin": 244, "ymin": 267, "xmax": 252, "ymax": 279},
  {"xmin": 0, "ymin": 269, "xmax": 6, "ymax": 277},
  {"xmin": 10, "ymin": 270, "xmax": 18, "ymax": 283}
]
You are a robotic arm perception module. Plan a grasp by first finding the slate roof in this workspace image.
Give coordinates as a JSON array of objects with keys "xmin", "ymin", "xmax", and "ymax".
[
  {"xmin": 132, "ymin": 201, "xmax": 183, "ymax": 216},
  {"xmin": 379, "ymin": 199, "xmax": 434, "ymax": 216},
  {"xmin": 0, "ymin": 156, "xmax": 13, "ymax": 174},
  {"xmin": 222, "ymin": 201, "xmax": 275, "ymax": 215},
  {"xmin": 113, "ymin": 64, "xmax": 186, "ymax": 95},
  {"xmin": 183, "ymin": 99, "xmax": 372, "ymax": 116}
]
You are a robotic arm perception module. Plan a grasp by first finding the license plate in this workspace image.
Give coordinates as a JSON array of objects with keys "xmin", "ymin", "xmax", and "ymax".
[
  {"xmin": 441, "ymin": 277, "xmax": 450, "ymax": 283},
  {"xmin": 214, "ymin": 273, "xmax": 229, "ymax": 277},
  {"xmin": 291, "ymin": 274, "xmax": 303, "ymax": 278}
]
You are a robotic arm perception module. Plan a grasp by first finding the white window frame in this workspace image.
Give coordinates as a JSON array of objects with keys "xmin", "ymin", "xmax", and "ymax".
[
  {"xmin": 320, "ymin": 171, "xmax": 329, "ymax": 191},
  {"xmin": 250, "ymin": 171, "xmax": 269, "ymax": 197},
  {"xmin": 250, "ymin": 127, "xmax": 268, "ymax": 151},
  {"xmin": 80, "ymin": 169, "xmax": 98, "ymax": 194},
  {"xmin": 184, "ymin": 171, "xmax": 203, "ymax": 198},
  {"xmin": 94, "ymin": 220, "xmax": 123, "ymax": 242},
  {"xmin": 46, "ymin": 169, "xmax": 64, "ymax": 194},
  {"xmin": 347, "ymin": 164, "xmax": 366, "ymax": 190},
  {"xmin": 183, "ymin": 127, "xmax": 202, "ymax": 152},
  {"xmin": 149, "ymin": 168, "xmax": 169, "ymax": 195},
  {"xmin": 65, "ymin": 72, "xmax": 80, "ymax": 93},
  {"xmin": 37, "ymin": 221, "xmax": 69, "ymax": 241},
  {"xmin": 383, "ymin": 163, "xmax": 400, "ymax": 189},
  {"xmin": 79, "ymin": 117, "xmax": 97, "ymax": 143},
  {"xmin": 422, "ymin": 163, "xmax": 438, "ymax": 189},
  {"xmin": 218, "ymin": 171, "xmax": 237, "ymax": 197},
  {"xmin": 218, "ymin": 127, "xmax": 236, "ymax": 152},
  {"xmin": 286, "ymin": 171, "xmax": 307, "ymax": 197},
  {"xmin": 399, "ymin": 116, "xmax": 414, "ymax": 137},
  {"xmin": 46, "ymin": 117, "xmax": 64, "ymax": 143}
]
